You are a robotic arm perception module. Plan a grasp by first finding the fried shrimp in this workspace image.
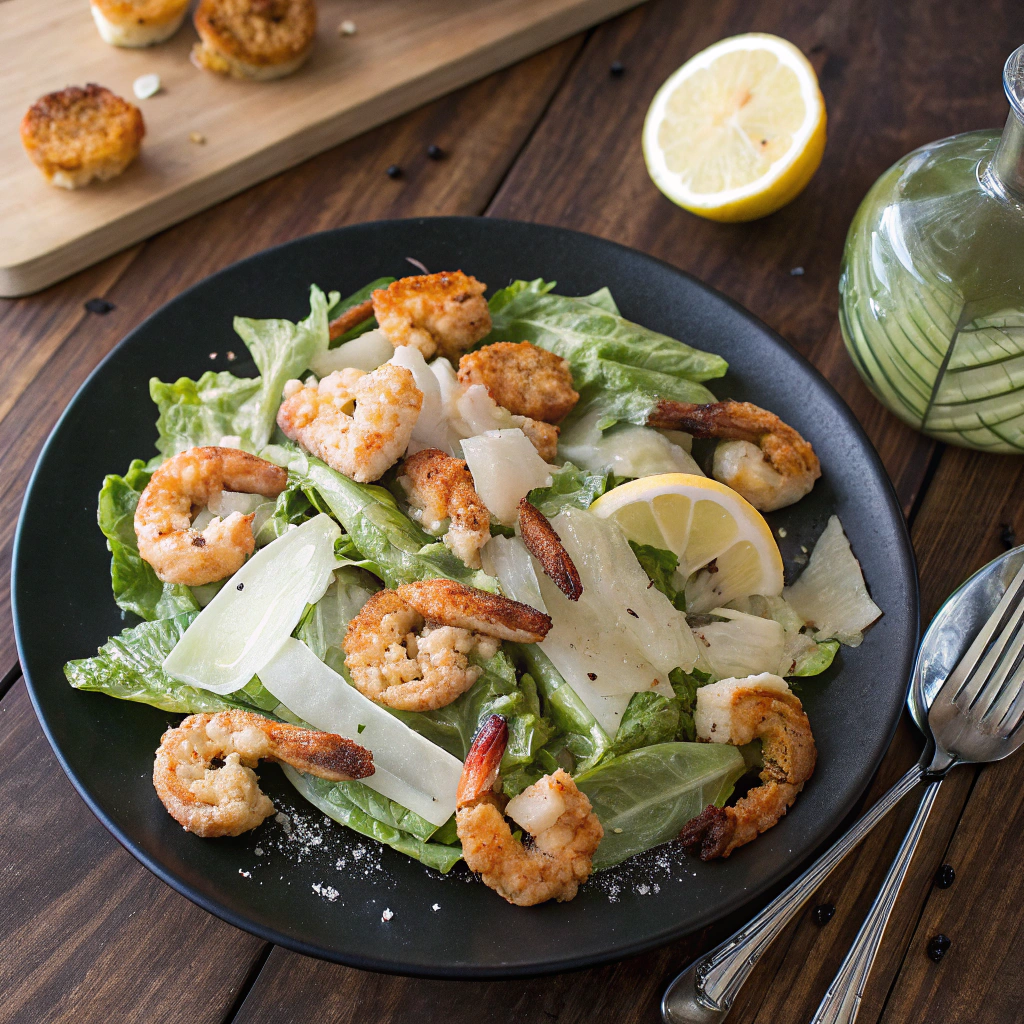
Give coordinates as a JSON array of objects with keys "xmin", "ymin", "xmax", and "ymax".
[
  {"xmin": 678, "ymin": 674, "xmax": 817, "ymax": 860},
  {"xmin": 134, "ymin": 446, "xmax": 288, "ymax": 586},
  {"xmin": 372, "ymin": 271, "xmax": 491, "ymax": 362},
  {"xmin": 276, "ymin": 364, "xmax": 422, "ymax": 483},
  {"xmin": 398, "ymin": 449, "xmax": 490, "ymax": 569},
  {"xmin": 646, "ymin": 399, "xmax": 821, "ymax": 511},
  {"xmin": 343, "ymin": 580, "xmax": 551, "ymax": 712},
  {"xmin": 518, "ymin": 498, "xmax": 582, "ymax": 601},
  {"xmin": 153, "ymin": 711, "xmax": 374, "ymax": 837},
  {"xmin": 458, "ymin": 342, "xmax": 579, "ymax": 423},
  {"xmin": 518, "ymin": 418, "xmax": 560, "ymax": 462},
  {"xmin": 456, "ymin": 715, "xmax": 603, "ymax": 906},
  {"xmin": 328, "ymin": 298, "xmax": 374, "ymax": 341}
]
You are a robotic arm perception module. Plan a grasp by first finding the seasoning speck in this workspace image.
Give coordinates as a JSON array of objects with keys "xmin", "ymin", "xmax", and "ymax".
[
  {"xmin": 357, "ymin": 724, "xmax": 366, "ymax": 734},
  {"xmin": 813, "ymin": 903, "xmax": 835, "ymax": 926},
  {"xmin": 239, "ymin": 869, "xmax": 251, "ymax": 878},
  {"xmin": 386, "ymin": 164, "xmax": 402, "ymax": 179},
  {"xmin": 626, "ymin": 608, "xmax": 639, "ymax": 618},
  {"xmin": 927, "ymin": 934, "xmax": 951, "ymax": 962},
  {"xmin": 935, "ymin": 864, "xmax": 956, "ymax": 889},
  {"xmin": 432, "ymin": 903, "xmax": 440, "ymax": 911},
  {"xmin": 382, "ymin": 908, "xmax": 394, "ymax": 922},
  {"xmin": 338, "ymin": 19, "xmax": 357, "ymax": 35},
  {"xmin": 189, "ymin": 131, "xmax": 206, "ymax": 145},
  {"xmin": 610, "ymin": 61, "xmax": 624, "ymax": 77},
  {"xmin": 85, "ymin": 297, "xmax": 115, "ymax": 315},
  {"xmin": 790, "ymin": 266, "xmax": 805, "ymax": 276},
  {"xmin": 612, "ymin": 827, "xmax": 623, "ymax": 834},
  {"xmin": 312, "ymin": 882, "xmax": 340, "ymax": 902},
  {"xmin": 208, "ymin": 352, "xmax": 218, "ymax": 360},
  {"xmin": 778, "ymin": 527, "xmax": 787, "ymax": 538},
  {"xmin": 254, "ymin": 847, "xmax": 263, "ymax": 856},
  {"xmin": 587, "ymin": 672, "xmax": 597, "ymax": 681},
  {"xmin": 133, "ymin": 73, "xmax": 161, "ymax": 100},
  {"xmin": 427, "ymin": 144, "xmax": 445, "ymax": 160},
  {"xmin": 237, "ymin": 582, "xmax": 244, "ymax": 591}
]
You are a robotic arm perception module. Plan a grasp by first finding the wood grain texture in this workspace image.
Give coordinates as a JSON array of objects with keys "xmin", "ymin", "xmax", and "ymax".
[
  {"xmin": 0, "ymin": 0, "xmax": 636, "ymax": 296},
  {"xmin": 0, "ymin": 680, "xmax": 266, "ymax": 1024},
  {"xmin": 0, "ymin": 39, "xmax": 581, "ymax": 683}
]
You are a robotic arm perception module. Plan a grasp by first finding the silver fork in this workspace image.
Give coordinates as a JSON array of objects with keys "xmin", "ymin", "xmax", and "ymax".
[
  {"xmin": 810, "ymin": 559, "xmax": 1024, "ymax": 1024},
  {"xmin": 662, "ymin": 556, "xmax": 1024, "ymax": 1024}
]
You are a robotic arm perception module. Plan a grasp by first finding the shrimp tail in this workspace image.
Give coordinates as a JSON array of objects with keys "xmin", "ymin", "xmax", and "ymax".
[
  {"xmin": 457, "ymin": 714, "xmax": 508, "ymax": 807},
  {"xmin": 677, "ymin": 804, "xmax": 735, "ymax": 861},
  {"xmin": 328, "ymin": 298, "xmax": 374, "ymax": 340},
  {"xmin": 517, "ymin": 498, "xmax": 583, "ymax": 601},
  {"xmin": 646, "ymin": 400, "xmax": 762, "ymax": 441},
  {"xmin": 265, "ymin": 720, "xmax": 375, "ymax": 781}
]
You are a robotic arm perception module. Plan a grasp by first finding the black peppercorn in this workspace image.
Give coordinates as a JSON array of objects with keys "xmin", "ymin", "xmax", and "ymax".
[
  {"xmin": 934, "ymin": 864, "xmax": 955, "ymax": 889},
  {"xmin": 386, "ymin": 164, "xmax": 402, "ymax": 179},
  {"xmin": 237, "ymin": 582, "xmax": 244, "ymax": 591},
  {"xmin": 427, "ymin": 144, "xmax": 444, "ymax": 160},
  {"xmin": 927, "ymin": 934, "xmax": 951, "ymax": 962},
  {"xmin": 610, "ymin": 61, "xmax": 624, "ymax": 77},
  {"xmin": 813, "ymin": 903, "xmax": 835, "ymax": 926}
]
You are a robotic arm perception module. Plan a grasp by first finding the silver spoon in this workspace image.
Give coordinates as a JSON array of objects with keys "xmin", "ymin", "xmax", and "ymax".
[{"xmin": 661, "ymin": 545, "xmax": 1024, "ymax": 1024}]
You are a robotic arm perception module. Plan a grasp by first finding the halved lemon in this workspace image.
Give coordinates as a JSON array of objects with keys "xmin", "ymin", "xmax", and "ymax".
[
  {"xmin": 590, "ymin": 473, "xmax": 783, "ymax": 613},
  {"xmin": 642, "ymin": 33, "xmax": 826, "ymax": 222}
]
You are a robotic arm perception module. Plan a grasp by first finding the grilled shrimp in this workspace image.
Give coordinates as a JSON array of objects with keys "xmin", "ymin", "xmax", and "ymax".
[
  {"xmin": 343, "ymin": 580, "xmax": 551, "ymax": 712},
  {"xmin": 134, "ymin": 446, "xmax": 288, "ymax": 586},
  {"xmin": 398, "ymin": 448, "xmax": 490, "ymax": 569},
  {"xmin": 678, "ymin": 673, "xmax": 817, "ymax": 860},
  {"xmin": 153, "ymin": 711, "xmax": 374, "ymax": 838},
  {"xmin": 647, "ymin": 399, "xmax": 821, "ymax": 511},
  {"xmin": 276, "ymin": 363, "xmax": 422, "ymax": 483},
  {"xmin": 458, "ymin": 342, "xmax": 579, "ymax": 423},
  {"xmin": 457, "ymin": 715, "xmax": 603, "ymax": 906},
  {"xmin": 372, "ymin": 271, "xmax": 491, "ymax": 362}
]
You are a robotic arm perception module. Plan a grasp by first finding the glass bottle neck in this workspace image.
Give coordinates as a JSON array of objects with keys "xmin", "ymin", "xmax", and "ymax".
[{"xmin": 989, "ymin": 110, "xmax": 1024, "ymax": 200}]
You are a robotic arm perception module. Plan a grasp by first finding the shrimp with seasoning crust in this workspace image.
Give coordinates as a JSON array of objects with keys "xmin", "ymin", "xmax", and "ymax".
[
  {"xmin": 134, "ymin": 446, "xmax": 288, "ymax": 586},
  {"xmin": 647, "ymin": 399, "xmax": 820, "ymax": 511},
  {"xmin": 398, "ymin": 449, "xmax": 490, "ymax": 569},
  {"xmin": 343, "ymin": 580, "xmax": 550, "ymax": 712},
  {"xmin": 153, "ymin": 711, "xmax": 373, "ymax": 837},
  {"xmin": 677, "ymin": 674, "xmax": 817, "ymax": 860},
  {"xmin": 457, "ymin": 715, "xmax": 603, "ymax": 906},
  {"xmin": 458, "ymin": 342, "xmax": 579, "ymax": 423},
  {"xmin": 518, "ymin": 498, "xmax": 582, "ymax": 601},
  {"xmin": 372, "ymin": 271, "xmax": 491, "ymax": 362},
  {"xmin": 276, "ymin": 364, "xmax": 422, "ymax": 483}
]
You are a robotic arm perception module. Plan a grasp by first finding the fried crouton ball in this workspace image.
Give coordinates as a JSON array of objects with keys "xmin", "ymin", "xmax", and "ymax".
[
  {"xmin": 20, "ymin": 85, "xmax": 145, "ymax": 190},
  {"xmin": 90, "ymin": 0, "xmax": 190, "ymax": 47},
  {"xmin": 192, "ymin": 0, "xmax": 317, "ymax": 81},
  {"xmin": 458, "ymin": 341, "xmax": 579, "ymax": 423}
]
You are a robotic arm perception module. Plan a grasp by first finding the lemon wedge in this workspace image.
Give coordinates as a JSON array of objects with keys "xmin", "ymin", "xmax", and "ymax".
[
  {"xmin": 590, "ymin": 473, "xmax": 783, "ymax": 613},
  {"xmin": 642, "ymin": 33, "xmax": 826, "ymax": 222}
]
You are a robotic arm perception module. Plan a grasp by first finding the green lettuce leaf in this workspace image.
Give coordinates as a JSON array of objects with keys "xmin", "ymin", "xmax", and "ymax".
[
  {"xmin": 64, "ymin": 612, "xmax": 278, "ymax": 714},
  {"xmin": 629, "ymin": 541, "xmax": 686, "ymax": 612},
  {"xmin": 791, "ymin": 638, "xmax": 840, "ymax": 676},
  {"xmin": 527, "ymin": 463, "xmax": 607, "ymax": 516},
  {"xmin": 326, "ymin": 277, "xmax": 394, "ymax": 344},
  {"xmin": 577, "ymin": 741, "xmax": 746, "ymax": 869},
  {"xmin": 283, "ymin": 767, "xmax": 462, "ymax": 873},
  {"xmin": 97, "ymin": 461, "xmax": 199, "ymax": 620},
  {"xmin": 151, "ymin": 372, "xmax": 262, "ymax": 458},
  {"xmin": 669, "ymin": 666, "xmax": 713, "ymax": 742},
  {"xmin": 487, "ymin": 279, "xmax": 726, "ymax": 428}
]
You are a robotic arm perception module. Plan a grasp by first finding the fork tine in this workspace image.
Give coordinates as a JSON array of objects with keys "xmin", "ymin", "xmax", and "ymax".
[
  {"xmin": 943, "ymin": 560, "xmax": 1024, "ymax": 709},
  {"xmin": 972, "ymin": 598, "xmax": 1024, "ymax": 718},
  {"xmin": 990, "ymin": 663, "xmax": 1024, "ymax": 735}
]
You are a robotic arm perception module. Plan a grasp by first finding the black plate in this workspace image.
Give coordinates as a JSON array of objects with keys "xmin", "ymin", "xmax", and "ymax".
[{"xmin": 12, "ymin": 218, "xmax": 918, "ymax": 978}]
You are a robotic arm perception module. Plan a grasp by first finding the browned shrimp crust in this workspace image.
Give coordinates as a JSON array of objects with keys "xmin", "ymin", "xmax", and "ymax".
[
  {"xmin": 518, "ymin": 499, "xmax": 582, "ymax": 601},
  {"xmin": 328, "ymin": 299, "xmax": 374, "ymax": 341},
  {"xmin": 399, "ymin": 449, "xmax": 490, "ymax": 569},
  {"xmin": 192, "ymin": 0, "xmax": 316, "ymax": 78},
  {"xmin": 93, "ymin": 0, "xmax": 189, "ymax": 24},
  {"xmin": 153, "ymin": 711, "xmax": 373, "ymax": 837},
  {"xmin": 458, "ymin": 342, "xmax": 579, "ymax": 423},
  {"xmin": 678, "ymin": 678, "xmax": 816, "ymax": 860},
  {"xmin": 21, "ymin": 85, "xmax": 145, "ymax": 189},
  {"xmin": 372, "ymin": 272, "xmax": 491, "ymax": 361},
  {"xmin": 519, "ymin": 419, "xmax": 560, "ymax": 462}
]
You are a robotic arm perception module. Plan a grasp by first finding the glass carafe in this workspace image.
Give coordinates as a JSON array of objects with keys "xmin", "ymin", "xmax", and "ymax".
[{"xmin": 839, "ymin": 44, "xmax": 1024, "ymax": 452}]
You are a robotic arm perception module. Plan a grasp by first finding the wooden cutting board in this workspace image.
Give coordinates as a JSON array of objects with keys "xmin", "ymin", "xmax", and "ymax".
[{"xmin": 0, "ymin": 0, "xmax": 642, "ymax": 297}]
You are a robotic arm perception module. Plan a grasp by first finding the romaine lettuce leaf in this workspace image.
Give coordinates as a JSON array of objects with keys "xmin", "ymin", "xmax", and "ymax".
[
  {"xmin": 283, "ymin": 767, "xmax": 462, "ymax": 873},
  {"xmin": 629, "ymin": 541, "xmax": 686, "ymax": 612},
  {"xmin": 487, "ymin": 279, "xmax": 726, "ymax": 428},
  {"xmin": 151, "ymin": 372, "xmax": 262, "ymax": 458},
  {"xmin": 526, "ymin": 462, "xmax": 607, "ymax": 517},
  {"xmin": 577, "ymin": 741, "xmax": 745, "ymax": 869},
  {"xmin": 97, "ymin": 461, "xmax": 199, "ymax": 620},
  {"xmin": 64, "ymin": 612, "xmax": 278, "ymax": 714}
]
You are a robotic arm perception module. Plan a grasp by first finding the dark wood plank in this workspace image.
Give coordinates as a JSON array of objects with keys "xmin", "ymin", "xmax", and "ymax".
[
  {"xmin": 0, "ymin": 38, "xmax": 582, "ymax": 681},
  {"xmin": 0, "ymin": 679, "xmax": 265, "ymax": 1024}
]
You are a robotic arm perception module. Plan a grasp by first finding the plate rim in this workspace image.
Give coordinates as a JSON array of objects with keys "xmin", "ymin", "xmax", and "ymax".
[{"xmin": 11, "ymin": 215, "xmax": 919, "ymax": 979}]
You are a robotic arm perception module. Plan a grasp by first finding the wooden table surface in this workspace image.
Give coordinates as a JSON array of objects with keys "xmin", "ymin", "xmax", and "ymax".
[{"xmin": 3, "ymin": 2, "xmax": 1023, "ymax": 1022}]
